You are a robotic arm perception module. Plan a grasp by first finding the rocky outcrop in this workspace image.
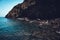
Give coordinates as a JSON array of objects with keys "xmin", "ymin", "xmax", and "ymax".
[
  {"xmin": 5, "ymin": 0, "xmax": 58, "ymax": 20},
  {"xmin": 5, "ymin": 4, "xmax": 21, "ymax": 19}
]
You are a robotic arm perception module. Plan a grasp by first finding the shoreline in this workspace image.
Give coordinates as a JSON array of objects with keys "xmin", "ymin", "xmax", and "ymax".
[{"xmin": 17, "ymin": 17, "xmax": 60, "ymax": 26}]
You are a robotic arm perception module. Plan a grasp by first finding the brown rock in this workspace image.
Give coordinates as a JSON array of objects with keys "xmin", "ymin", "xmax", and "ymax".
[{"xmin": 5, "ymin": 0, "xmax": 58, "ymax": 20}]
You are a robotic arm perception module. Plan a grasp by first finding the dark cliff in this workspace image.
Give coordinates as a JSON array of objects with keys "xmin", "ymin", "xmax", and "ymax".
[{"xmin": 5, "ymin": 0, "xmax": 58, "ymax": 20}]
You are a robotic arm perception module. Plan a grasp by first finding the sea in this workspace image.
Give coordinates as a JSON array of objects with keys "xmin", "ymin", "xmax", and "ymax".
[{"xmin": 0, "ymin": 17, "xmax": 40, "ymax": 40}]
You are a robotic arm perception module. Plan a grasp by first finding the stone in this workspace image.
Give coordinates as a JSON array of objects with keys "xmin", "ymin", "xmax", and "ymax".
[{"xmin": 5, "ymin": 0, "xmax": 58, "ymax": 20}]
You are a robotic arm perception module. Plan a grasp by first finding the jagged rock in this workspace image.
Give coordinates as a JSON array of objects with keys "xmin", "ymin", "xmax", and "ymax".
[{"xmin": 5, "ymin": 0, "xmax": 59, "ymax": 20}]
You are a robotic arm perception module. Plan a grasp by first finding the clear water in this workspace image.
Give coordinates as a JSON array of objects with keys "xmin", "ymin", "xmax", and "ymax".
[
  {"xmin": 0, "ymin": 17, "xmax": 40, "ymax": 40},
  {"xmin": 0, "ymin": 17, "xmax": 59, "ymax": 40}
]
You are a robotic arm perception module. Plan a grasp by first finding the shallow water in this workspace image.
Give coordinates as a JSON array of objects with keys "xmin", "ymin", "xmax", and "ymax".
[
  {"xmin": 0, "ymin": 17, "xmax": 60, "ymax": 40},
  {"xmin": 0, "ymin": 17, "xmax": 41, "ymax": 40}
]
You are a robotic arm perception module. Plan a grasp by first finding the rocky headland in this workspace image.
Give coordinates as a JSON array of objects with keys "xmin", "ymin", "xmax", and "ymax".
[
  {"xmin": 5, "ymin": 0, "xmax": 58, "ymax": 19},
  {"xmin": 5, "ymin": 0, "xmax": 60, "ymax": 40}
]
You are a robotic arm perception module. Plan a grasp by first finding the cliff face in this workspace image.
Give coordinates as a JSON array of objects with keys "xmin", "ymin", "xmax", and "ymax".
[{"xmin": 5, "ymin": 0, "xmax": 58, "ymax": 20}]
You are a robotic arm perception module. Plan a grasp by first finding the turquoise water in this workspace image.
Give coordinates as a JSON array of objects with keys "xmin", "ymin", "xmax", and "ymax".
[
  {"xmin": 0, "ymin": 17, "xmax": 40, "ymax": 40},
  {"xmin": 0, "ymin": 17, "xmax": 59, "ymax": 40}
]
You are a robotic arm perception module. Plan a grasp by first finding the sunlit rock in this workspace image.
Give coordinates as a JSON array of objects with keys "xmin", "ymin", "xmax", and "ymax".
[{"xmin": 17, "ymin": 18, "xmax": 25, "ymax": 20}]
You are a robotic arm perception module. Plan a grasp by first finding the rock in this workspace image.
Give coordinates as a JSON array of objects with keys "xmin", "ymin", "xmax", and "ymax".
[
  {"xmin": 5, "ymin": 4, "xmax": 21, "ymax": 19},
  {"xmin": 5, "ymin": 0, "xmax": 59, "ymax": 20},
  {"xmin": 17, "ymin": 18, "xmax": 25, "ymax": 21}
]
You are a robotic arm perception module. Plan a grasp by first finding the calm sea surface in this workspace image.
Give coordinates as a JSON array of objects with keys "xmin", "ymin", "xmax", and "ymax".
[
  {"xmin": 0, "ymin": 17, "xmax": 40, "ymax": 40},
  {"xmin": 0, "ymin": 17, "xmax": 60, "ymax": 40}
]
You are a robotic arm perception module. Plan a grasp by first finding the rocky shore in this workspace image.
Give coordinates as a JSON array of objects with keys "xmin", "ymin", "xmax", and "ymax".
[
  {"xmin": 4, "ymin": 0, "xmax": 60, "ymax": 40},
  {"xmin": 0, "ymin": 17, "xmax": 60, "ymax": 40},
  {"xmin": 17, "ymin": 17, "xmax": 60, "ymax": 40},
  {"xmin": 17, "ymin": 17, "xmax": 60, "ymax": 26}
]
